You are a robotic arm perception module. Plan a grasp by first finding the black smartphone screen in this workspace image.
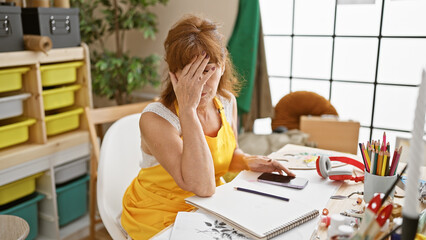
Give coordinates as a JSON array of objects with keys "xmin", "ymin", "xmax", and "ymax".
[{"xmin": 257, "ymin": 173, "xmax": 309, "ymax": 189}]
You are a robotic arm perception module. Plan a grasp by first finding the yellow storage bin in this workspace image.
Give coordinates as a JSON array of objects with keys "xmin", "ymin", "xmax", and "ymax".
[
  {"xmin": 40, "ymin": 61, "xmax": 83, "ymax": 87},
  {"xmin": 0, "ymin": 67, "xmax": 30, "ymax": 93},
  {"xmin": 0, "ymin": 118, "xmax": 36, "ymax": 149},
  {"xmin": 45, "ymin": 107, "xmax": 83, "ymax": 136},
  {"xmin": 0, "ymin": 173, "xmax": 43, "ymax": 205},
  {"xmin": 42, "ymin": 84, "xmax": 81, "ymax": 111}
]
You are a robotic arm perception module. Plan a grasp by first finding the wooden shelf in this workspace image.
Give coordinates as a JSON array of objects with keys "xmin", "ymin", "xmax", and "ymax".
[
  {"xmin": 0, "ymin": 130, "xmax": 89, "ymax": 171},
  {"xmin": 0, "ymin": 44, "xmax": 93, "ymax": 239},
  {"xmin": 0, "ymin": 47, "xmax": 85, "ymax": 68}
]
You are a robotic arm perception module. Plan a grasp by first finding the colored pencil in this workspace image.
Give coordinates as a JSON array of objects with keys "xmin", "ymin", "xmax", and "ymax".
[
  {"xmin": 359, "ymin": 143, "xmax": 368, "ymax": 172},
  {"xmin": 381, "ymin": 152, "xmax": 388, "ymax": 176},
  {"xmin": 374, "ymin": 150, "xmax": 379, "ymax": 175},
  {"xmin": 364, "ymin": 149, "xmax": 371, "ymax": 172},
  {"xmin": 388, "ymin": 149, "xmax": 398, "ymax": 176},
  {"xmin": 362, "ymin": 143, "xmax": 370, "ymax": 172},
  {"xmin": 383, "ymin": 132, "xmax": 386, "ymax": 151},
  {"xmin": 377, "ymin": 151, "xmax": 383, "ymax": 176},
  {"xmin": 390, "ymin": 146, "xmax": 403, "ymax": 176},
  {"xmin": 384, "ymin": 152, "xmax": 390, "ymax": 176},
  {"xmin": 370, "ymin": 149, "xmax": 376, "ymax": 175}
]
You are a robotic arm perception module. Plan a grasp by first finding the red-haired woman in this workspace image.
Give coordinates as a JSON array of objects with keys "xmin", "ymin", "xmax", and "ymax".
[{"xmin": 121, "ymin": 15, "xmax": 295, "ymax": 239}]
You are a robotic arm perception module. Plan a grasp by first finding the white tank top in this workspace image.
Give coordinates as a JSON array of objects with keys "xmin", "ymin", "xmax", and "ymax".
[{"xmin": 139, "ymin": 95, "xmax": 233, "ymax": 168}]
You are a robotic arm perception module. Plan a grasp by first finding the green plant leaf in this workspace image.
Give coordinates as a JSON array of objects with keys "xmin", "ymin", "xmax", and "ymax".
[{"xmin": 71, "ymin": 0, "xmax": 166, "ymax": 104}]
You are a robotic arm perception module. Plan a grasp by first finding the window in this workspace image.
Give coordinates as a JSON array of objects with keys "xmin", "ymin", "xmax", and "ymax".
[{"xmin": 259, "ymin": 0, "xmax": 426, "ymax": 153}]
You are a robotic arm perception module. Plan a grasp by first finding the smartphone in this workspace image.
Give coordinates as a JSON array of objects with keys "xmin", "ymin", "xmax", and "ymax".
[{"xmin": 257, "ymin": 172, "xmax": 309, "ymax": 189}]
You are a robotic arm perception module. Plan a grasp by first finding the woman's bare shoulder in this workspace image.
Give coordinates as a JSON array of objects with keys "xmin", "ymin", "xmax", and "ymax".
[{"xmin": 139, "ymin": 102, "xmax": 181, "ymax": 137}]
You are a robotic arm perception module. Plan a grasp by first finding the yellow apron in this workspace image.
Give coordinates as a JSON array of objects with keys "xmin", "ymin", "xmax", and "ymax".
[{"xmin": 121, "ymin": 97, "xmax": 236, "ymax": 239}]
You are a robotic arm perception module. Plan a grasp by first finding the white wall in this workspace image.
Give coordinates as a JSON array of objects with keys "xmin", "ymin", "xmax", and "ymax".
[{"xmin": 119, "ymin": 0, "xmax": 239, "ymax": 98}]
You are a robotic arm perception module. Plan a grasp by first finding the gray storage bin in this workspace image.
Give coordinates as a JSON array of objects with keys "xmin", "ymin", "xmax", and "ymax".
[
  {"xmin": 54, "ymin": 156, "xmax": 89, "ymax": 184},
  {"xmin": 0, "ymin": 93, "xmax": 31, "ymax": 120},
  {"xmin": 21, "ymin": 7, "xmax": 80, "ymax": 48},
  {"xmin": 0, "ymin": 6, "xmax": 24, "ymax": 52}
]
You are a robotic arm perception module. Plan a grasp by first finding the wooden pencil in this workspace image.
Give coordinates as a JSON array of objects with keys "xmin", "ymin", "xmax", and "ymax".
[
  {"xmin": 377, "ymin": 151, "xmax": 383, "ymax": 176},
  {"xmin": 384, "ymin": 151, "xmax": 390, "ymax": 176},
  {"xmin": 381, "ymin": 152, "xmax": 388, "ymax": 176}
]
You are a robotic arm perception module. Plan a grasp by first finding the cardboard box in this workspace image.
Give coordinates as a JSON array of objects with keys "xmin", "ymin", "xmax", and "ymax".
[{"xmin": 300, "ymin": 116, "xmax": 360, "ymax": 154}]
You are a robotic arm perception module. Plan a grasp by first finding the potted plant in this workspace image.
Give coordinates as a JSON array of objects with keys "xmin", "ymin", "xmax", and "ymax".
[{"xmin": 71, "ymin": 0, "xmax": 168, "ymax": 105}]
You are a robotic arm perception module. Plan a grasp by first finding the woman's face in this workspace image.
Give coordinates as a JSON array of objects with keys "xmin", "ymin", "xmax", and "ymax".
[
  {"xmin": 174, "ymin": 61, "xmax": 223, "ymax": 107},
  {"xmin": 199, "ymin": 62, "xmax": 222, "ymax": 107}
]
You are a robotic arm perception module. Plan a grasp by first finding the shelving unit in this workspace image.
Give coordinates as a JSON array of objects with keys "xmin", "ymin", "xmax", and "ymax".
[{"xmin": 0, "ymin": 44, "xmax": 93, "ymax": 239}]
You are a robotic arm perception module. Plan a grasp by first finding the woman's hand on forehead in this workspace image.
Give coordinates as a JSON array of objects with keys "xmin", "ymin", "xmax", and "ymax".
[{"xmin": 169, "ymin": 53, "xmax": 217, "ymax": 110}]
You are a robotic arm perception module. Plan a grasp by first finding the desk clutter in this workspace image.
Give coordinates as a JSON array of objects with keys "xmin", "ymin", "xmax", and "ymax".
[
  {"xmin": 154, "ymin": 144, "xmax": 426, "ymax": 240},
  {"xmin": 316, "ymin": 132, "xmax": 426, "ymax": 240}
]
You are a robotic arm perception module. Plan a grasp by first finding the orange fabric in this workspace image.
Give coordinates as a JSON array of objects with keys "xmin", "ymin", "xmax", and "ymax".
[
  {"xmin": 121, "ymin": 97, "xmax": 236, "ymax": 239},
  {"xmin": 271, "ymin": 91, "xmax": 338, "ymax": 130}
]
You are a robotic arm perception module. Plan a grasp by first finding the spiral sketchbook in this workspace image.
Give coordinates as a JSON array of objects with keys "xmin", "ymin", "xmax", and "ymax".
[{"xmin": 185, "ymin": 172, "xmax": 319, "ymax": 240}]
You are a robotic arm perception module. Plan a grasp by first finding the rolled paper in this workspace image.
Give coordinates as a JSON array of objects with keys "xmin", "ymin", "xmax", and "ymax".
[
  {"xmin": 23, "ymin": 35, "xmax": 52, "ymax": 54},
  {"xmin": 6, "ymin": 0, "xmax": 22, "ymax": 7},
  {"xmin": 53, "ymin": 0, "xmax": 70, "ymax": 8},
  {"xmin": 26, "ymin": 0, "xmax": 49, "ymax": 7}
]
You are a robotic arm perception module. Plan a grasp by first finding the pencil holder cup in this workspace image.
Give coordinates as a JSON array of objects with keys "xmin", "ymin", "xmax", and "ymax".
[{"xmin": 364, "ymin": 171, "xmax": 397, "ymax": 203}]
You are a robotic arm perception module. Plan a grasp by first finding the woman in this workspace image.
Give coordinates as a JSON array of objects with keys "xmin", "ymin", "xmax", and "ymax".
[{"xmin": 121, "ymin": 15, "xmax": 295, "ymax": 239}]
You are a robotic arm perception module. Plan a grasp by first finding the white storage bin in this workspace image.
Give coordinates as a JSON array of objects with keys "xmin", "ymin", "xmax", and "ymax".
[
  {"xmin": 0, "ymin": 93, "xmax": 31, "ymax": 120},
  {"xmin": 54, "ymin": 156, "xmax": 89, "ymax": 184}
]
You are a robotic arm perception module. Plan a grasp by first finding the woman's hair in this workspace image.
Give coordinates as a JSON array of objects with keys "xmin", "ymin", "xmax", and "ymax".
[{"xmin": 160, "ymin": 15, "xmax": 241, "ymax": 107}]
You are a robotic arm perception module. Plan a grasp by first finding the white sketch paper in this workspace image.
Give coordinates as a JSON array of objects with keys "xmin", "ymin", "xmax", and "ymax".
[{"xmin": 170, "ymin": 212, "xmax": 249, "ymax": 240}]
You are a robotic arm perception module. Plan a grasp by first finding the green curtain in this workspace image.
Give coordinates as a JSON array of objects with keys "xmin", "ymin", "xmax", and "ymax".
[{"xmin": 228, "ymin": 0, "xmax": 260, "ymax": 116}]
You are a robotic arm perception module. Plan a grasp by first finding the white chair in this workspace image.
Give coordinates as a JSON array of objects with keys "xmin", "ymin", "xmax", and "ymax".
[{"xmin": 97, "ymin": 113, "xmax": 142, "ymax": 239}]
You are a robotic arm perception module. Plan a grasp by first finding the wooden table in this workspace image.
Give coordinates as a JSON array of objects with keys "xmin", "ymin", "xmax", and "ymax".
[{"xmin": 0, "ymin": 215, "xmax": 30, "ymax": 240}]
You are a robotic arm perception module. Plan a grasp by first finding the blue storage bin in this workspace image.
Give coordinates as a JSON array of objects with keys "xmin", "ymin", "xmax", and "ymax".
[
  {"xmin": 0, "ymin": 193, "xmax": 45, "ymax": 240},
  {"xmin": 56, "ymin": 175, "xmax": 89, "ymax": 226}
]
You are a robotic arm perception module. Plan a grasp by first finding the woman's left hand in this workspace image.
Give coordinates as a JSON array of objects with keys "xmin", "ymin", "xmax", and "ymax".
[{"xmin": 244, "ymin": 155, "xmax": 295, "ymax": 176}]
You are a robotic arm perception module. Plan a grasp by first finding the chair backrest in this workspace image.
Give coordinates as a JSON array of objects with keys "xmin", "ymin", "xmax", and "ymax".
[{"xmin": 97, "ymin": 113, "xmax": 142, "ymax": 239}]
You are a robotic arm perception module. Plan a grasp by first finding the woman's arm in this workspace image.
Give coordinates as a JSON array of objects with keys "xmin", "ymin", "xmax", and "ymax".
[
  {"xmin": 140, "ymin": 53, "xmax": 218, "ymax": 197},
  {"xmin": 227, "ymin": 95, "xmax": 295, "ymax": 176}
]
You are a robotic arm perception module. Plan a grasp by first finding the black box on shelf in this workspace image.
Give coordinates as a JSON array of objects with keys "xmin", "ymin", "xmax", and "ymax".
[
  {"xmin": 21, "ymin": 7, "xmax": 80, "ymax": 49},
  {"xmin": 0, "ymin": 6, "xmax": 24, "ymax": 52}
]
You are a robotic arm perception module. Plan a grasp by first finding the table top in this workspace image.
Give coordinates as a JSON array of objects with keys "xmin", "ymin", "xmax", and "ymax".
[
  {"xmin": 152, "ymin": 145, "xmax": 426, "ymax": 240},
  {"xmin": 0, "ymin": 215, "xmax": 30, "ymax": 240}
]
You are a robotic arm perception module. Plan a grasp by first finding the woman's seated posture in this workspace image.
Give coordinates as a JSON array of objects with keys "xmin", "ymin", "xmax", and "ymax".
[{"xmin": 121, "ymin": 15, "xmax": 295, "ymax": 239}]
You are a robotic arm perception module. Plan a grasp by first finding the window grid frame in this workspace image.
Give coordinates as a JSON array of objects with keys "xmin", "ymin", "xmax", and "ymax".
[{"xmin": 263, "ymin": 0, "xmax": 425, "ymax": 141}]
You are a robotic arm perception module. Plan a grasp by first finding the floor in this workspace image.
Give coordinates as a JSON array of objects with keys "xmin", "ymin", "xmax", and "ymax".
[
  {"xmin": 81, "ymin": 228, "xmax": 112, "ymax": 240},
  {"xmin": 64, "ymin": 225, "xmax": 112, "ymax": 240}
]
